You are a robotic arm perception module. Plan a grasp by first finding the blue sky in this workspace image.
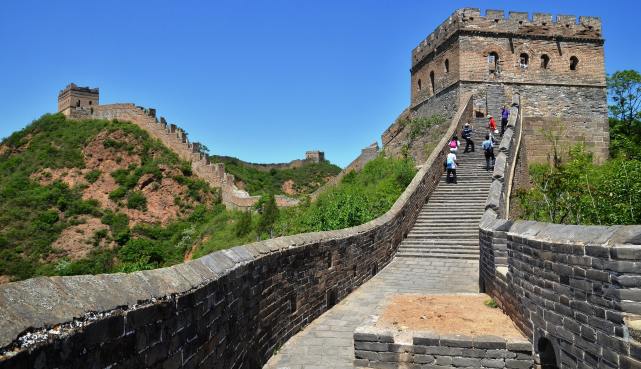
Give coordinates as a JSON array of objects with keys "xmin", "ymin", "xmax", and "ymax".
[{"xmin": 1, "ymin": 0, "xmax": 638, "ymax": 167}]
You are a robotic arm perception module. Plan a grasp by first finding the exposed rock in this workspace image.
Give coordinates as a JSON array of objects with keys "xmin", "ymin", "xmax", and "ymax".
[
  {"xmin": 50, "ymin": 217, "xmax": 113, "ymax": 261},
  {"xmin": 281, "ymin": 179, "xmax": 296, "ymax": 196}
]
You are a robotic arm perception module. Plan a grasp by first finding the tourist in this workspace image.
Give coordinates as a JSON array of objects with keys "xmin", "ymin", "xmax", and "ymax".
[
  {"xmin": 448, "ymin": 135, "xmax": 461, "ymax": 153},
  {"xmin": 462, "ymin": 122, "xmax": 474, "ymax": 153},
  {"xmin": 488, "ymin": 115, "xmax": 497, "ymax": 133},
  {"xmin": 482, "ymin": 134, "xmax": 495, "ymax": 171},
  {"xmin": 446, "ymin": 148, "xmax": 458, "ymax": 184},
  {"xmin": 500, "ymin": 105, "xmax": 509, "ymax": 136}
]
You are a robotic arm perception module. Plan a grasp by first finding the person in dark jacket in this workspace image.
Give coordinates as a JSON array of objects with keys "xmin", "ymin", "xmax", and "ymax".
[
  {"xmin": 500, "ymin": 105, "xmax": 509, "ymax": 136},
  {"xmin": 462, "ymin": 122, "xmax": 474, "ymax": 153}
]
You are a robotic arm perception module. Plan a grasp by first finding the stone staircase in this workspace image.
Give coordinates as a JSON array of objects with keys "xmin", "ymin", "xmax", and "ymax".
[{"xmin": 396, "ymin": 130, "xmax": 492, "ymax": 260}]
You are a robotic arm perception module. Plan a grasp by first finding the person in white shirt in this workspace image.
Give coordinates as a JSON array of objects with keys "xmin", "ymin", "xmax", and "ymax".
[{"xmin": 446, "ymin": 148, "xmax": 458, "ymax": 184}]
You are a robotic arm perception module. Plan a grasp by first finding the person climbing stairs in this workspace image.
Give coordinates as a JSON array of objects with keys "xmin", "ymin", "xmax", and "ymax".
[{"xmin": 396, "ymin": 128, "xmax": 491, "ymax": 260}]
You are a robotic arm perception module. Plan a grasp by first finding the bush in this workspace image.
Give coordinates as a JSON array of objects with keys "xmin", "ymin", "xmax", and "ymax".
[
  {"xmin": 257, "ymin": 194, "xmax": 278, "ymax": 236},
  {"xmin": 277, "ymin": 155, "xmax": 416, "ymax": 234},
  {"xmin": 518, "ymin": 145, "xmax": 641, "ymax": 225},
  {"xmin": 84, "ymin": 170, "xmax": 101, "ymax": 183},
  {"xmin": 127, "ymin": 191, "xmax": 147, "ymax": 211},
  {"xmin": 109, "ymin": 187, "xmax": 127, "ymax": 201}
]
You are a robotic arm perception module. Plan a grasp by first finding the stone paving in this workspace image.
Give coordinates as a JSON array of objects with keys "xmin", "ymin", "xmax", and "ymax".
[{"xmin": 263, "ymin": 257, "xmax": 479, "ymax": 369}]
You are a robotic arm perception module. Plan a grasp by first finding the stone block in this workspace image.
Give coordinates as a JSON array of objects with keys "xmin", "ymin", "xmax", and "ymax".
[
  {"xmin": 440, "ymin": 334, "xmax": 474, "ymax": 348},
  {"xmin": 474, "ymin": 335, "xmax": 506, "ymax": 349},
  {"xmin": 481, "ymin": 358, "xmax": 506, "ymax": 368},
  {"xmin": 413, "ymin": 331, "xmax": 440, "ymax": 346}
]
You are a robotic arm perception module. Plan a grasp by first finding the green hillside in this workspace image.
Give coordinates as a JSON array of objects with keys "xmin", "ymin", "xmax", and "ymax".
[
  {"xmin": 0, "ymin": 114, "xmax": 412, "ymax": 283},
  {"xmin": 210, "ymin": 155, "xmax": 341, "ymax": 196}
]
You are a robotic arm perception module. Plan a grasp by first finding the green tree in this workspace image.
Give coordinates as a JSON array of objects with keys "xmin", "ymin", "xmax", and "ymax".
[
  {"xmin": 235, "ymin": 210, "xmax": 253, "ymax": 237},
  {"xmin": 257, "ymin": 194, "xmax": 278, "ymax": 237},
  {"xmin": 608, "ymin": 70, "xmax": 641, "ymax": 134}
]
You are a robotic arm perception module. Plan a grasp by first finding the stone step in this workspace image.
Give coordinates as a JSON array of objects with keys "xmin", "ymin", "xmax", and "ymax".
[
  {"xmin": 399, "ymin": 244, "xmax": 479, "ymax": 251},
  {"xmin": 395, "ymin": 252, "xmax": 479, "ymax": 260},
  {"xmin": 401, "ymin": 239, "xmax": 478, "ymax": 246},
  {"xmin": 406, "ymin": 233, "xmax": 479, "ymax": 240},
  {"xmin": 397, "ymin": 248, "xmax": 479, "ymax": 255},
  {"xmin": 417, "ymin": 213, "xmax": 483, "ymax": 217}
]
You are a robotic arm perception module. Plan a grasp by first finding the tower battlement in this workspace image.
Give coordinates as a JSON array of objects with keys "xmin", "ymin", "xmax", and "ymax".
[
  {"xmin": 57, "ymin": 83, "xmax": 100, "ymax": 117},
  {"xmin": 412, "ymin": 8, "xmax": 602, "ymax": 69}
]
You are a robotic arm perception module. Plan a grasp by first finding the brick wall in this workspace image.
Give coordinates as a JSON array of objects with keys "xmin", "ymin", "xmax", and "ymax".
[
  {"xmin": 0, "ymin": 97, "xmax": 474, "ymax": 369},
  {"xmin": 480, "ymin": 95, "xmax": 641, "ymax": 368},
  {"xmin": 353, "ymin": 326, "xmax": 533, "ymax": 368}
]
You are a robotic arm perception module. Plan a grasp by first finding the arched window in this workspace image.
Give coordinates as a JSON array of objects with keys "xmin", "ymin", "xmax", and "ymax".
[
  {"xmin": 417, "ymin": 79, "xmax": 422, "ymax": 91},
  {"xmin": 444, "ymin": 59, "xmax": 450, "ymax": 73},
  {"xmin": 488, "ymin": 52, "xmax": 499, "ymax": 72},
  {"xmin": 429, "ymin": 71, "xmax": 435, "ymax": 94},
  {"xmin": 570, "ymin": 56, "xmax": 579, "ymax": 71},
  {"xmin": 541, "ymin": 54, "xmax": 550, "ymax": 69},
  {"xmin": 519, "ymin": 53, "xmax": 529, "ymax": 68}
]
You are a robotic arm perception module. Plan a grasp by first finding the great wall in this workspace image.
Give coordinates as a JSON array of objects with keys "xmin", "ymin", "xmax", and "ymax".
[
  {"xmin": 0, "ymin": 8, "xmax": 639, "ymax": 369},
  {"xmin": 57, "ymin": 84, "xmax": 309, "ymax": 210}
]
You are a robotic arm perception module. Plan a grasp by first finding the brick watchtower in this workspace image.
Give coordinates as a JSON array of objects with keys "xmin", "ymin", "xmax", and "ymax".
[
  {"xmin": 57, "ymin": 83, "xmax": 99, "ymax": 118},
  {"xmin": 404, "ymin": 8, "xmax": 608, "ymax": 163}
]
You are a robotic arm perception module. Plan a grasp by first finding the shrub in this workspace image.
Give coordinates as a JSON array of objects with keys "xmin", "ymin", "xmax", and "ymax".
[
  {"xmin": 484, "ymin": 298, "xmax": 498, "ymax": 308},
  {"xmin": 109, "ymin": 187, "xmax": 127, "ymax": 201},
  {"xmin": 127, "ymin": 191, "xmax": 147, "ymax": 211},
  {"xmin": 84, "ymin": 170, "xmax": 101, "ymax": 183}
]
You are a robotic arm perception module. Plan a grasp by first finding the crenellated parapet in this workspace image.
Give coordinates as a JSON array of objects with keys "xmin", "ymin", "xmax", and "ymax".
[{"xmin": 412, "ymin": 8, "xmax": 603, "ymax": 70}]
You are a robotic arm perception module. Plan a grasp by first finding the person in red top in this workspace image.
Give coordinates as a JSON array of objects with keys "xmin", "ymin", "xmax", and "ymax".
[{"xmin": 488, "ymin": 115, "xmax": 497, "ymax": 131}]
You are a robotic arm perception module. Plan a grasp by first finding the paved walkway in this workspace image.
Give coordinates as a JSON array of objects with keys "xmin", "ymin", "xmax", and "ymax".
[{"xmin": 264, "ymin": 257, "xmax": 479, "ymax": 369}]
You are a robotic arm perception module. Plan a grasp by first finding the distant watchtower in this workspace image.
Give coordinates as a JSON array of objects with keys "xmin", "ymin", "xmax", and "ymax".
[
  {"xmin": 57, "ymin": 83, "xmax": 99, "ymax": 118},
  {"xmin": 305, "ymin": 151, "xmax": 325, "ymax": 163}
]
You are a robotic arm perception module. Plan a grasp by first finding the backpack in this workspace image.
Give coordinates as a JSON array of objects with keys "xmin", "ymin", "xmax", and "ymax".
[
  {"xmin": 483, "ymin": 141, "xmax": 493, "ymax": 153},
  {"xmin": 446, "ymin": 155, "xmax": 455, "ymax": 169},
  {"xmin": 449, "ymin": 140, "xmax": 457, "ymax": 148}
]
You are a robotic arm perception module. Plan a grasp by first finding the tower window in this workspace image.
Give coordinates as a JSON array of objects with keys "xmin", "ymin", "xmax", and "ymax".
[
  {"xmin": 570, "ymin": 56, "xmax": 579, "ymax": 71},
  {"xmin": 488, "ymin": 52, "xmax": 499, "ymax": 72},
  {"xmin": 519, "ymin": 53, "xmax": 529, "ymax": 68},
  {"xmin": 541, "ymin": 54, "xmax": 550, "ymax": 69},
  {"xmin": 444, "ymin": 59, "xmax": 450, "ymax": 73},
  {"xmin": 429, "ymin": 71, "xmax": 435, "ymax": 94},
  {"xmin": 89, "ymin": 101, "xmax": 92, "ymax": 105},
  {"xmin": 76, "ymin": 100, "xmax": 81, "ymax": 107},
  {"xmin": 417, "ymin": 79, "xmax": 422, "ymax": 91}
]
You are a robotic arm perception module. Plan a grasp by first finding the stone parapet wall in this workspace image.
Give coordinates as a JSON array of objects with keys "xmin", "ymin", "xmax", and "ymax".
[
  {"xmin": 89, "ymin": 104, "xmax": 299, "ymax": 210},
  {"xmin": 353, "ymin": 326, "xmax": 532, "ymax": 369},
  {"xmin": 479, "ymin": 96, "xmax": 641, "ymax": 368},
  {"xmin": 0, "ymin": 96, "xmax": 474, "ymax": 368}
]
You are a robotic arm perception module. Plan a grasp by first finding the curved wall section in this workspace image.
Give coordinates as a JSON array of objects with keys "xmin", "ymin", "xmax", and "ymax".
[
  {"xmin": 480, "ymin": 94, "xmax": 641, "ymax": 368},
  {"xmin": 0, "ymin": 98, "xmax": 473, "ymax": 368}
]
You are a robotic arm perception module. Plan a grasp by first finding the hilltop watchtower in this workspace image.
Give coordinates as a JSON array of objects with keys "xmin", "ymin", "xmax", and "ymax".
[
  {"xmin": 305, "ymin": 150, "xmax": 325, "ymax": 163},
  {"xmin": 399, "ymin": 8, "xmax": 608, "ymax": 163},
  {"xmin": 57, "ymin": 83, "xmax": 99, "ymax": 118}
]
